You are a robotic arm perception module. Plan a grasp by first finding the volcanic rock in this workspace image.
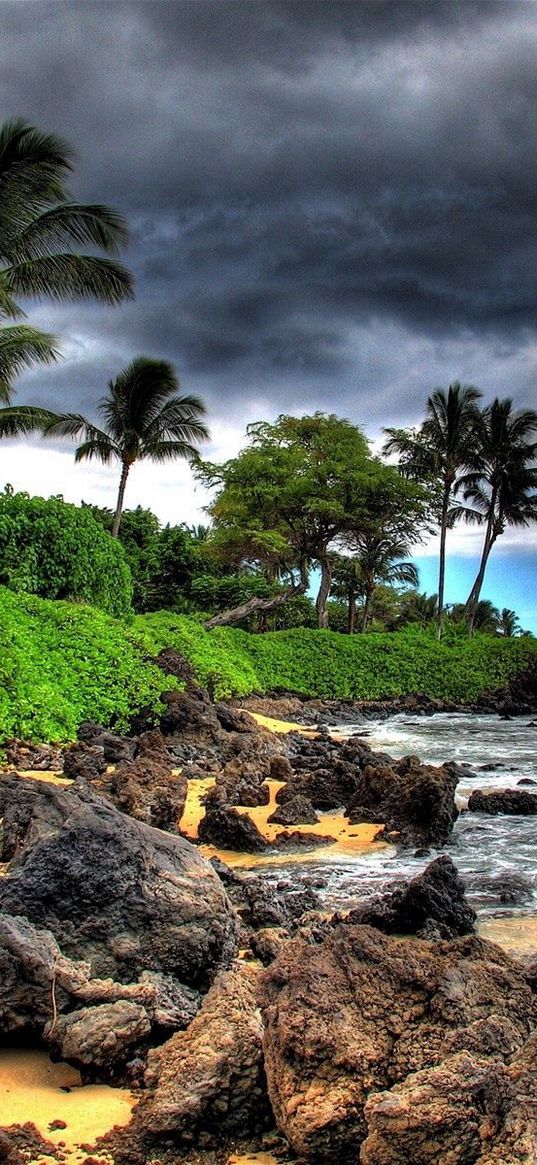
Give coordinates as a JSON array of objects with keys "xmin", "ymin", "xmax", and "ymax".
[
  {"xmin": 268, "ymin": 795, "xmax": 319, "ymax": 826},
  {"xmin": 137, "ymin": 962, "xmax": 268, "ymax": 1140},
  {"xmin": 468, "ymin": 789, "xmax": 537, "ymax": 815},
  {"xmin": 111, "ymin": 730, "xmax": 187, "ymax": 830},
  {"xmin": 259, "ymin": 924, "xmax": 536, "ymax": 1162},
  {"xmin": 0, "ymin": 776, "xmax": 238, "ymax": 984},
  {"xmin": 45, "ymin": 1000, "xmax": 151, "ymax": 1074},
  {"xmin": 342, "ymin": 855, "xmax": 476, "ymax": 940},
  {"xmin": 345, "ymin": 756, "xmax": 459, "ymax": 846},
  {"xmin": 197, "ymin": 790, "xmax": 268, "ymax": 852}
]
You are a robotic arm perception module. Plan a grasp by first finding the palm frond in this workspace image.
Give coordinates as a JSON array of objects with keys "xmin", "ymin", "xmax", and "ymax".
[
  {"xmin": 0, "ymin": 325, "xmax": 59, "ymax": 401},
  {"xmin": 4, "ymin": 253, "xmax": 134, "ymax": 305},
  {"xmin": 141, "ymin": 439, "xmax": 202, "ymax": 463},
  {"xmin": 74, "ymin": 434, "xmax": 118, "ymax": 465},
  {"xmin": 12, "ymin": 203, "xmax": 129, "ymax": 261},
  {"xmin": 0, "ymin": 404, "xmax": 62, "ymax": 437}
]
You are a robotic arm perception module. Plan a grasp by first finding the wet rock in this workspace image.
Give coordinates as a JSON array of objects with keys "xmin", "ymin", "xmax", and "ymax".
[
  {"xmin": 518, "ymin": 778, "xmax": 537, "ymax": 786},
  {"xmin": 468, "ymin": 789, "xmax": 537, "ymax": 815},
  {"xmin": 45, "ymin": 1000, "xmax": 151, "ymax": 1073},
  {"xmin": 197, "ymin": 791, "xmax": 268, "ymax": 852},
  {"xmin": 342, "ymin": 856, "xmax": 476, "ymax": 940},
  {"xmin": 276, "ymin": 760, "xmax": 360, "ymax": 811},
  {"xmin": 0, "ymin": 776, "xmax": 238, "ymax": 985},
  {"xmin": 111, "ymin": 730, "xmax": 187, "ymax": 830},
  {"xmin": 259, "ymin": 925, "xmax": 536, "ymax": 1163},
  {"xmin": 346, "ymin": 757, "xmax": 459, "ymax": 846},
  {"xmin": 137, "ymin": 962, "xmax": 268, "ymax": 1141},
  {"xmin": 268, "ymin": 796, "xmax": 319, "ymax": 826},
  {"xmin": 465, "ymin": 871, "xmax": 534, "ymax": 908}
]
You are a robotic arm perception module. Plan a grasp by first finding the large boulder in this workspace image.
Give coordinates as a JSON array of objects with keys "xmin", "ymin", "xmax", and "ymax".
[
  {"xmin": 468, "ymin": 789, "xmax": 537, "ymax": 815},
  {"xmin": 137, "ymin": 961, "xmax": 268, "ymax": 1140},
  {"xmin": 259, "ymin": 924, "xmax": 537, "ymax": 1163},
  {"xmin": 45, "ymin": 1000, "xmax": 151, "ymax": 1074},
  {"xmin": 344, "ymin": 855, "xmax": 476, "ymax": 940},
  {"xmin": 0, "ymin": 776, "xmax": 238, "ymax": 985},
  {"xmin": 345, "ymin": 756, "xmax": 459, "ymax": 846},
  {"xmin": 0, "ymin": 913, "xmax": 88, "ymax": 1035}
]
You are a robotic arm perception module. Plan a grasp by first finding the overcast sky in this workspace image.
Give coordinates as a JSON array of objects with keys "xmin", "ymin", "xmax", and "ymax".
[{"xmin": 1, "ymin": 0, "xmax": 537, "ymax": 620}]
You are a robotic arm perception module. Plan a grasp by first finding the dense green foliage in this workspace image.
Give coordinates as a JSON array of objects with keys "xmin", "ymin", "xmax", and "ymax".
[
  {"xmin": 1, "ymin": 589, "xmax": 536, "ymax": 743},
  {"xmin": 0, "ymin": 587, "xmax": 175, "ymax": 741},
  {"xmin": 0, "ymin": 489, "xmax": 132, "ymax": 616},
  {"xmin": 134, "ymin": 610, "xmax": 537, "ymax": 702}
]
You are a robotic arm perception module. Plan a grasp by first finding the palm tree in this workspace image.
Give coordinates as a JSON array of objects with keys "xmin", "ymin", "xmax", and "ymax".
[
  {"xmin": 330, "ymin": 555, "xmax": 363, "ymax": 634},
  {"xmin": 454, "ymin": 399, "xmax": 537, "ymax": 633},
  {"xmin": 450, "ymin": 599, "xmax": 501, "ymax": 635},
  {"xmin": 399, "ymin": 590, "xmax": 438, "ymax": 629},
  {"xmin": 0, "ymin": 118, "xmax": 133, "ymax": 400},
  {"xmin": 335, "ymin": 539, "xmax": 419, "ymax": 633},
  {"xmin": 42, "ymin": 356, "xmax": 209, "ymax": 536},
  {"xmin": 498, "ymin": 608, "xmax": 521, "ymax": 638},
  {"xmin": 384, "ymin": 382, "xmax": 482, "ymax": 639}
]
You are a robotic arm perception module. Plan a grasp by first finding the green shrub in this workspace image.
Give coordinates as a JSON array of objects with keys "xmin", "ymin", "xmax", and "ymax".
[
  {"xmin": 0, "ymin": 488, "xmax": 132, "ymax": 617},
  {"xmin": 0, "ymin": 587, "xmax": 174, "ymax": 742}
]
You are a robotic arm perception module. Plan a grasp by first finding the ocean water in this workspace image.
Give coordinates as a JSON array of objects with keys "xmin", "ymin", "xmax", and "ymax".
[{"xmin": 256, "ymin": 713, "xmax": 537, "ymax": 922}]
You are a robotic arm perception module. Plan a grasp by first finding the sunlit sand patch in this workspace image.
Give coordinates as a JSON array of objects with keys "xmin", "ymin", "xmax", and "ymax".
[
  {"xmin": 192, "ymin": 776, "xmax": 386, "ymax": 866},
  {"xmin": 478, "ymin": 915, "xmax": 537, "ymax": 957},
  {"xmin": 227, "ymin": 1154, "xmax": 280, "ymax": 1165},
  {"xmin": 1, "ymin": 768, "xmax": 71, "ymax": 786},
  {"xmin": 0, "ymin": 1048, "xmax": 133, "ymax": 1164},
  {"xmin": 179, "ymin": 775, "xmax": 216, "ymax": 839},
  {"xmin": 247, "ymin": 711, "xmax": 320, "ymax": 736}
]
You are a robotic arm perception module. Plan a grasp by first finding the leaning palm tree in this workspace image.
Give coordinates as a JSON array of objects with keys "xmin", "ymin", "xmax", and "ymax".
[
  {"xmin": 384, "ymin": 382, "xmax": 482, "ymax": 639},
  {"xmin": 0, "ymin": 118, "xmax": 133, "ymax": 401},
  {"xmin": 454, "ymin": 399, "xmax": 537, "ymax": 633},
  {"xmin": 42, "ymin": 356, "xmax": 209, "ymax": 536}
]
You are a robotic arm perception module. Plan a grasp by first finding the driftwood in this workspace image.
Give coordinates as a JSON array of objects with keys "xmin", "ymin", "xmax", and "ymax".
[{"xmin": 204, "ymin": 582, "xmax": 307, "ymax": 629}]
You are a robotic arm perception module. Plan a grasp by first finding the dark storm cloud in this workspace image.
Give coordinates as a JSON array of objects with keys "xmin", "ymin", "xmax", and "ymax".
[{"xmin": 2, "ymin": 0, "xmax": 537, "ymax": 431}]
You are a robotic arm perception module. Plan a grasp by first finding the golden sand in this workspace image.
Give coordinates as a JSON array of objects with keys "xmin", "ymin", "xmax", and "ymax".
[
  {"xmin": 247, "ymin": 711, "xmax": 320, "ymax": 736},
  {"xmin": 478, "ymin": 915, "xmax": 537, "ymax": 957},
  {"xmin": 227, "ymin": 1155, "xmax": 279, "ymax": 1165},
  {"xmin": 2, "ymin": 768, "xmax": 71, "ymax": 786},
  {"xmin": 0, "ymin": 1049, "xmax": 133, "ymax": 1164},
  {"xmin": 183, "ymin": 775, "xmax": 385, "ymax": 867}
]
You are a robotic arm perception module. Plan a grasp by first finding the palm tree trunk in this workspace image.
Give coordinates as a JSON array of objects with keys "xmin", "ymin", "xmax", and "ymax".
[
  {"xmin": 112, "ymin": 462, "xmax": 130, "ymax": 538},
  {"xmin": 347, "ymin": 587, "xmax": 356, "ymax": 635},
  {"xmin": 465, "ymin": 490, "xmax": 498, "ymax": 633},
  {"xmin": 361, "ymin": 588, "xmax": 373, "ymax": 632},
  {"xmin": 316, "ymin": 556, "xmax": 332, "ymax": 629},
  {"xmin": 436, "ymin": 482, "xmax": 451, "ymax": 641}
]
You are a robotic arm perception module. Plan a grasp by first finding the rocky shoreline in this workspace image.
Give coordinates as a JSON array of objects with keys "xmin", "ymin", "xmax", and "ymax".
[{"xmin": 1, "ymin": 680, "xmax": 537, "ymax": 1164}]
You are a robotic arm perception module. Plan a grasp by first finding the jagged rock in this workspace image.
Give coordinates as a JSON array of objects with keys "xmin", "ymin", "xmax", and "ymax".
[
  {"xmin": 76, "ymin": 722, "xmax": 137, "ymax": 762},
  {"xmin": 62, "ymin": 742, "xmax": 107, "ymax": 781},
  {"xmin": 137, "ymin": 962, "xmax": 268, "ymax": 1140},
  {"xmin": 342, "ymin": 856, "xmax": 476, "ymax": 940},
  {"xmin": 3, "ymin": 739, "xmax": 63, "ymax": 771},
  {"xmin": 277, "ymin": 759, "xmax": 360, "ymax": 810},
  {"xmin": 159, "ymin": 687, "xmax": 222, "ymax": 740},
  {"xmin": 138, "ymin": 972, "xmax": 201, "ymax": 1029},
  {"xmin": 259, "ymin": 925, "xmax": 537, "ymax": 1163},
  {"xmin": 111, "ymin": 730, "xmax": 187, "ymax": 830},
  {"xmin": 0, "ymin": 913, "xmax": 89, "ymax": 1034},
  {"xmin": 251, "ymin": 927, "xmax": 291, "ymax": 965},
  {"xmin": 345, "ymin": 757, "xmax": 459, "ymax": 846},
  {"xmin": 268, "ymin": 795, "xmax": 319, "ymax": 826},
  {"xmin": 269, "ymin": 754, "xmax": 294, "ymax": 781},
  {"xmin": 0, "ymin": 776, "xmax": 238, "ymax": 985},
  {"xmin": 216, "ymin": 756, "xmax": 270, "ymax": 807},
  {"xmin": 210, "ymin": 862, "xmax": 320, "ymax": 932},
  {"xmin": 197, "ymin": 791, "xmax": 268, "ymax": 852},
  {"xmin": 45, "ymin": 999, "xmax": 151, "ymax": 1073},
  {"xmin": 214, "ymin": 703, "xmax": 258, "ymax": 734},
  {"xmin": 272, "ymin": 830, "xmax": 334, "ymax": 851},
  {"xmin": 468, "ymin": 789, "xmax": 537, "ymax": 815}
]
